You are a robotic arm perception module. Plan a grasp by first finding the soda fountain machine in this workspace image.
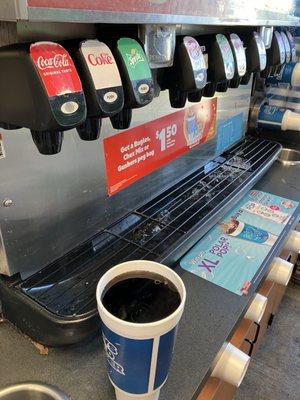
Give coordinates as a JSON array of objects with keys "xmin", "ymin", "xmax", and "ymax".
[{"xmin": 0, "ymin": 7, "xmax": 299, "ymax": 400}]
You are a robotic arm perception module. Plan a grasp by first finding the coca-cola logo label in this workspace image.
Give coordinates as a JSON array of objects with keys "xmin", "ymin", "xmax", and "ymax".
[
  {"xmin": 37, "ymin": 54, "xmax": 70, "ymax": 70},
  {"xmin": 30, "ymin": 42, "xmax": 83, "ymax": 97},
  {"xmin": 87, "ymin": 53, "xmax": 114, "ymax": 66}
]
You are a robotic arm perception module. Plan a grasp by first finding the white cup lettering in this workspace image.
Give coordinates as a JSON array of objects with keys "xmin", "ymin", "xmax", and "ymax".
[{"xmin": 103, "ymin": 334, "xmax": 125, "ymax": 376}]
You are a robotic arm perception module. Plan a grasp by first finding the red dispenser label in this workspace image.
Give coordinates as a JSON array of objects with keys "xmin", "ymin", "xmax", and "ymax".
[
  {"xmin": 104, "ymin": 98, "xmax": 217, "ymax": 196},
  {"xmin": 30, "ymin": 42, "xmax": 83, "ymax": 97}
]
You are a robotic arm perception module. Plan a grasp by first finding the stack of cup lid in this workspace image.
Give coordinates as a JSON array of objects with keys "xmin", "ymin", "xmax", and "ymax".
[
  {"xmin": 284, "ymin": 230, "xmax": 300, "ymax": 254},
  {"xmin": 266, "ymin": 257, "xmax": 294, "ymax": 286},
  {"xmin": 291, "ymin": 255, "xmax": 300, "ymax": 285},
  {"xmin": 211, "ymin": 343, "xmax": 250, "ymax": 387},
  {"xmin": 244, "ymin": 293, "xmax": 268, "ymax": 324}
]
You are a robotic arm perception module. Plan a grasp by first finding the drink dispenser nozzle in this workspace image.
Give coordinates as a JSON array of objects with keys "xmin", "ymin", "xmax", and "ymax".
[
  {"xmin": 199, "ymin": 34, "xmax": 235, "ymax": 97},
  {"xmin": 70, "ymin": 39, "xmax": 124, "ymax": 140},
  {"xmin": 261, "ymin": 30, "xmax": 286, "ymax": 78},
  {"xmin": 110, "ymin": 38, "xmax": 154, "ymax": 130},
  {"xmin": 0, "ymin": 41, "xmax": 86, "ymax": 154},
  {"xmin": 240, "ymin": 31, "xmax": 267, "ymax": 85},
  {"xmin": 160, "ymin": 36, "xmax": 207, "ymax": 108},
  {"xmin": 139, "ymin": 24, "xmax": 176, "ymax": 69}
]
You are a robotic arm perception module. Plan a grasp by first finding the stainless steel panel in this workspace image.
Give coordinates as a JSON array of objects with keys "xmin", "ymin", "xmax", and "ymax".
[
  {"xmin": 0, "ymin": 0, "xmax": 28, "ymax": 21},
  {"xmin": 0, "ymin": 85, "xmax": 251, "ymax": 278},
  {"xmin": 0, "ymin": 229, "xmax": 9, "ymax": 275},
  {"xmin": 0, "ymin": 382, "xmax": 70, "ymax": 400}
]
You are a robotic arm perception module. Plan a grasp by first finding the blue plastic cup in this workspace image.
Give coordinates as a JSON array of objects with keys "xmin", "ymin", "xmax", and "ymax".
[
  {"xmin": 96, "ymin": 260, "xmax": 186, "ymax": 400},
  {"xmin": 227, "ymin": 220, "xmax": 277, "ymax": 246}
]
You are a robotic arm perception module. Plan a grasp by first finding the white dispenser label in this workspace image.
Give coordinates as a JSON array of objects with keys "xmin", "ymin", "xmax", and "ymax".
[
  {"xmin": 280, "ymin": 32, "xmax": 291, "ymax": 63},
  {"xmin": 254, "ymin": 32, "xmax": 267, "ymax": 71},
  {"xmin": 216, "ymin": 34, "xmax": 235, "ymax": 80},
  {"xmin": 230, "ymin": 33, "xmax": 246, "ymax": 77},
  {"xmin": 80, "ymin": 40, "xmax": 122, "ymax": 92}
]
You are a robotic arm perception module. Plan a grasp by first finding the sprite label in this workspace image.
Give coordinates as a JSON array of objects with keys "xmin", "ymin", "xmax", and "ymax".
[{"xmin": 118, "ymin": 38, "xmax": 151, "ymax": 82}]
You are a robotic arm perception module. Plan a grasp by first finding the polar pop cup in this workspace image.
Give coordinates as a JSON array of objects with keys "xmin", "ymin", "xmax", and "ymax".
[{"xmin": 96, "ymin": 260, "xmax": 186, "ymax": 400}]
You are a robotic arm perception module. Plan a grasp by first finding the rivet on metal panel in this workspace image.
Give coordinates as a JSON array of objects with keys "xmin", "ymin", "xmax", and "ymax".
[{"xmin": 2, "ymin": 199, "xmax": 13, "ymax": 207}]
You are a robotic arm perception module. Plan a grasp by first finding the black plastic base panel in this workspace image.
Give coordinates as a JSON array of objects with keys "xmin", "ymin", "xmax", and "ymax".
[{"xmin": 0, "ymin": 137, "xmax": 282, "ymax": 346}]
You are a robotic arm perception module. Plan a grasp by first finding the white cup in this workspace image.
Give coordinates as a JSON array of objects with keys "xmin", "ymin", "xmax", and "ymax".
[
  {"xmin": 211, "ymin": 343, "xmax": 250, "ymax": 387},
  {"xmin": 96, "ymin": 260, "xmax": 186, "ymax": 400},
  {"xmin": 266, "ymin": 257, "xmax": 294, "ymax": 286},
  {"xmin": 284, "ymin": 230, "xmax": 300, "ymax": 253},
  {"xmin": 244, "ymin": 293, "xmax": 268, "ymax": 323}
]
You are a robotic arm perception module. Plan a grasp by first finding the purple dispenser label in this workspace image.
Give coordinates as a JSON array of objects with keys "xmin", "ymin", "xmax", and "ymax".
[{"xmin": 183, "ymin": 36, "xmax": 207, "ymax": 89}]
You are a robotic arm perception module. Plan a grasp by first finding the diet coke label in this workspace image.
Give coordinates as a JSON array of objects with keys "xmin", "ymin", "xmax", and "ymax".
[
  {"xmin": 80, "ymin": 40, "xmax": 122, "ymax": 92},
  {"xmin": 30, "ymin": 42, "xmax": 82, "ymax": 97},
  {"xmin": 87, "ymin": 52, "xmax": 114, "ymax": 66}
]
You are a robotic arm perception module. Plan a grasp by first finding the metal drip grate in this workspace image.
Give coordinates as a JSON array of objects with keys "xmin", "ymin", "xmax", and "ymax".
[{"xmin": 18, "ymin": 137, "xmax": 281, "ymax": 318}]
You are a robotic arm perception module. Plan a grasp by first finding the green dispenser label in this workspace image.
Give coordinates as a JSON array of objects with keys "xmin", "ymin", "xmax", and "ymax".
[{"xmin": 118, "ymin": 38, "xmax": 152, "ymax": 83}]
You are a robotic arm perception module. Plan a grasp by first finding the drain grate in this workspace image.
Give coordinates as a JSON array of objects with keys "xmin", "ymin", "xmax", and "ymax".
[{"xmin": 18, "ymin": 137, "xmax": 281, "ymax": 318}]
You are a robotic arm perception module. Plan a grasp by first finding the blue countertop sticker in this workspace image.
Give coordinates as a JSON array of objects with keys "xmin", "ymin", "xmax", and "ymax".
[{"xmin": 180, "ymin": 190, "xmax": 299, "ymax": 296}]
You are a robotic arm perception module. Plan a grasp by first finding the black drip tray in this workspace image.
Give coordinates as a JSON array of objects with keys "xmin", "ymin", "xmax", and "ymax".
[{"xmin": 0, "ymin": 137, "xmax": 281, "ymax": 345}]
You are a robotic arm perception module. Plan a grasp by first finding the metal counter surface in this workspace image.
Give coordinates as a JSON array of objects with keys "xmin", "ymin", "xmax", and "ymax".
[{"xmin": 0, "ymin": 159, "xmax": 299, "ymax": 400}]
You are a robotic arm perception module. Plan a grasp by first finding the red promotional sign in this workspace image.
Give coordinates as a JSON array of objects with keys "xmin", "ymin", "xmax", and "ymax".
[
  {"xmin": 104, "ymin": 98, "xmax": 217, "ymax": 195},
  {"xmin": 30, "ymin": 42, "xmax": 82, "ymax": 97},
  {"xmin": 28, "ymin": 1, "xmax": 215, "ymax": 16}
]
